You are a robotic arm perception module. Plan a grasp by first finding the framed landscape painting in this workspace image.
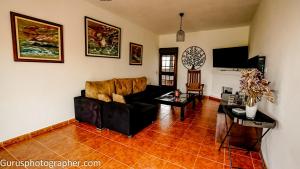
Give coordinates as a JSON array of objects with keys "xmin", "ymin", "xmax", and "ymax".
[
  {"xmin": 10, "ymin": 12, "xmax": 64, "ymax": 63},
  {"xmin": 85, "ymin": 17, "xmax": 121, "ymax": 58},
  {"xmin": 129, "ymin": 42, "xmax": 143, "ymax": 65}
]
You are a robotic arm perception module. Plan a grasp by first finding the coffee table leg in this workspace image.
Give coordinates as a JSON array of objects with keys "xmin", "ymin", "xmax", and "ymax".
[
  {"xmin": 180, "ymin": 107, "xmax": 184, "ymax": 121},
  {"xmin": 192, "ymin": 98, "xmax": 196, "ymax": 109}
]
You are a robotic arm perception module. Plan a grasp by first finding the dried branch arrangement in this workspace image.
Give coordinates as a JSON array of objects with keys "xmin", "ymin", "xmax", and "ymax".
[{"xmin": 240, "ymin": 69, "xmax": 274, "ymax": 103}]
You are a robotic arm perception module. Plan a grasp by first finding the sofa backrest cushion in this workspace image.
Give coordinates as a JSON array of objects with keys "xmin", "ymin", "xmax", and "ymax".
[
  {"xmin": 114, "ymin": 78, "xmax": 133, "ymax": 96},
  {"xmin": 133, "ymin": 77, "xmax": 147, "ymax": 94},
  {"xmin": 85, "ymin": 80, "xmax": 115, "ymax": 99}
]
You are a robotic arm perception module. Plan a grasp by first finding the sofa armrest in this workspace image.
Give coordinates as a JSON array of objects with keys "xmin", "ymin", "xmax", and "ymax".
[
  {"xmin": 74, "ymin": 96, "xmax": 105, "ymax": 128},
  {"xmin": 102, "ymin": 102, "xmax": 133, "ymax": 135}
]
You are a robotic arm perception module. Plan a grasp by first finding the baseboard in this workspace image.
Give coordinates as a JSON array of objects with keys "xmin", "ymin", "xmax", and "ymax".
[{"xmin": 0, "ymin": 118, "xmax": 76, "ymax": 147}]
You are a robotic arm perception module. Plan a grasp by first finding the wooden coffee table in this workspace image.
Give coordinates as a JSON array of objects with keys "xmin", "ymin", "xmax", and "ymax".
[{"xmin": 155, "ymin": 91, "xmax": 196, "ymax": 121}]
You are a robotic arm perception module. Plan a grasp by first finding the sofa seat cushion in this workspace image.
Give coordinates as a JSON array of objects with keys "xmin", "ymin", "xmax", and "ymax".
[
  {"xmin": 130, "ymin": 102, "xmax": 156, "ymax": 113},
  {"xmin": 86, "ymin": 80, "xmax": 115, "ymax": 99},
  {"xmin": 124, "ymin": 91, "xmax": 148, "ymax": 103},
  {"xmin": 114, "ymin": 78, "xmax": 133, "ymax": 96}
]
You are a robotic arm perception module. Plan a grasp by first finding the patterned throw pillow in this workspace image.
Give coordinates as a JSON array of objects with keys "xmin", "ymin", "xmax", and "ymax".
[
  {"xmin": 133, "ymin": 77, "xmax": 147, "ymax": 94},
  {"xmin": 112, "ymin": 93, "xmax": 126, "ymax": 104},
  {"xmin": 97, "ymin": 94, "xmax": 112, "ymax": 102}
]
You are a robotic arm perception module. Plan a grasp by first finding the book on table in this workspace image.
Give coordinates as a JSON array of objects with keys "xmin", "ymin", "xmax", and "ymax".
[{"xmin": 232, "ymin": 108, "xmax": 246, "ymax": 115}]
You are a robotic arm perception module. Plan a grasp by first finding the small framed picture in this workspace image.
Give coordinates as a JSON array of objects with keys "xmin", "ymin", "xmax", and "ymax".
[
  {"xmin": 10, "ymin": 12, "xmax": 64, "ymax": 63},
  {"xmin": 129, "ymin": 42, "xmax": 143, "ymax": 65}
]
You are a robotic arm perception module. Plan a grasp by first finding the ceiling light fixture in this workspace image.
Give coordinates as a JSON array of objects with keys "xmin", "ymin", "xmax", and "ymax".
[{"xmin": 176, "ymin": 12, "xmax": 185, "ymax": 42}]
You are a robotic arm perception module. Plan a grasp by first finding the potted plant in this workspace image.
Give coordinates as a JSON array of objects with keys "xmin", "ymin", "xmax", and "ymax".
[{"xmin": 240, "ymin": 69, "xmax": 274, "ymax": 119}]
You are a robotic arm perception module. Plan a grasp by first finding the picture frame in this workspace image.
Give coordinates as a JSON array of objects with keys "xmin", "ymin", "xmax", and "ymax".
[
  {"xmin": 85, "ymin": 16, "xmax": 121, "ymax": 58},
  {"xmin": 129, "ymin": 42, "xmax": 143, "ymax": 65},
  {"xmin": 10, "ymin": 12, "xmax": 64, "ymax": 63}
]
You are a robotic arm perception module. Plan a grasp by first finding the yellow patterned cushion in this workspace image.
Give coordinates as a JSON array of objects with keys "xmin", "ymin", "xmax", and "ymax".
[
  {"xmin": 85, "ymin": 80, "xmax": 115, "ymax": 99},
  {"xmin": 112, "ymin": 93, "xmax": 126, "ymax": 104},
  {"xmin": 133, "ymin": 77, "xmax": 147, "ymax": 94},
  {"xmin": 97, "ymin": 94, "xmax": 112, "ymax": 102},
  {"xmin": 114, "ymin": 78, "xmax": 133, "ymax": 96}
]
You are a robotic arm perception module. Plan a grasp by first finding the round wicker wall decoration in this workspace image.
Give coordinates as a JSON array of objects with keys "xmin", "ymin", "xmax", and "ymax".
[{"xmin": 182, "ymin": 46, "xmax": 206, "ymax": 70}]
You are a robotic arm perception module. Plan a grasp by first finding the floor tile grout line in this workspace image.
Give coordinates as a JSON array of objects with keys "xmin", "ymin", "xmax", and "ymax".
[
  {"xmin": 251, "ymin": 153, "xmax": 256, "ymax": 169},
  {"xmin": 33, "ymin": 139, "xmax": 81, "ymax": 163},
  {"xmin": 194, "ymin": 122, "xmax": 203, "ymax": 164},
  {"xmin": 3, "ymin": 127, "xmax": 79, "ymax": 169},
  {"xmin": 57, "ymin": 133, "xmax": 130, "ymax": 168},
  {"xmin": 152, "ymin": 102, "xmax": 221, "ymax": 168},
  {"xmin": 35, "ymin": 125, "xmax": 118, "ymax": 168},
  {"xmin": 159, "ymin": 102, "xmax": 218, "ymax": 169},
  {"xmin": 224, "ymin": 144, "xmax": 226, "ymax": 165},
  {"xmin": 32, "ymin": 138, "xmax": 112, "ymax": 168},
  {"xmin": 68, "ymin": 125, "xmax": 150, "ymax": 168},
  {"xmin": 191, "ymin": 141, "xmax": 202, "ymax": 169},
  {"xmin": 193, "ymin": 100, "xmax": 209, "ymax": 169},
  {"xmin": 161, "ymin": 156, "xmax": 188, "ymax": 169},
  {"xmin": 2, "ymin": 146, "xmax": 29, "ymax": 169},
  {"xmin": 100, "ymin": 157, "xmax": 128, "ymax": 169},
  {"xmin": 229, "ymin": 150, "xmax": 253, "ymax": 159},
  {"xmin": 196, "ymin": 154, "xmax": 226, "ymax": 166},
  {"xmin": 2, "ymin": 147, "xmax": 19, "ymax": 161},
  {"xmin": 130, "ymin": 146, "xmax": 189, "ymax": 169}
]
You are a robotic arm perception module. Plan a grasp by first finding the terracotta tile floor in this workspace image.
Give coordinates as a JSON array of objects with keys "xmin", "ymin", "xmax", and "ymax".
[{"xmin": 0, "ymin": 99, "xmax": 265, "ymax": 169}]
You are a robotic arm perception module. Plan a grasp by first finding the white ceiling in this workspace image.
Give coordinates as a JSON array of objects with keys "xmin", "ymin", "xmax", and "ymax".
[{"xmin": 87, "ymin": 0, "xmax": 261, "ymax": 34}]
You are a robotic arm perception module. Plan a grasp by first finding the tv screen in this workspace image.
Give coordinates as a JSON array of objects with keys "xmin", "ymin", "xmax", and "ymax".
[{"xmin": 213, "ymin": 46, "xmax": 249, "ymax": 68}]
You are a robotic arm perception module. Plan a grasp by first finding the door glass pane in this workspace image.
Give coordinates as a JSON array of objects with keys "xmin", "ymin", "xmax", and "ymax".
[
  {"xmin": 169, "ymin": 67, "xmax": 174, "ymax": 72},
  {"xmin": 161, "ymin": 55, "xmax": 175, "ymax": 73},
  {"xmin": 163, "ymin": 75, "xmax": 174, "ymax": 86},
  {"xmin": 162, "ymin": 75, "xmax": 166, "ymax": 85}
]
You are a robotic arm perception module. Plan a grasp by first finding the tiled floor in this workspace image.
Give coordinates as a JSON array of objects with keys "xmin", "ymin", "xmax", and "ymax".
[{"xmin": 0, "ymin": 99, "xmax": 264, "ymax": 169}]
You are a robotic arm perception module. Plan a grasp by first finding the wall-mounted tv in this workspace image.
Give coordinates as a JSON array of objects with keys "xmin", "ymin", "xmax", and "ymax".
[{"xmin": 213, "ymin": 46, "xmax": 249, "ymax": 68}]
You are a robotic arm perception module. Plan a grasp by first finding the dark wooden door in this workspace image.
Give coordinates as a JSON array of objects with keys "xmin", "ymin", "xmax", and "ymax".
[{"xmin": 159, "ymin": 48, "xmax": 178, "ymax": 91}]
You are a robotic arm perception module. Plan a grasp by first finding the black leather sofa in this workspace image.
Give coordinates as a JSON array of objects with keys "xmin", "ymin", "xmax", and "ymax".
[{"xmin": 74, "ymin": 85, "xmax": 171, "ymax": 136}]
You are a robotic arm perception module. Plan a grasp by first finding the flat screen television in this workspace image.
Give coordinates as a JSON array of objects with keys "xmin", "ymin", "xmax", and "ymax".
[{"xmin": 213, "ymin": 46, "xmax": 249, "ymax": 68}]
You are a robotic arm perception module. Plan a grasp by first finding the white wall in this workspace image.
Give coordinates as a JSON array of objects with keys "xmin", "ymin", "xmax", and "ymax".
[
  {"xmin": 0, "ymin": 0, "xmax": 159, "ymax": 141},
  {"xmin": 249, "ymin": 0, "xmax": 300, "ymax": 168},
  {"xmin": 159, "ymin": 26, "xmax": 249, "ymax": 97}
]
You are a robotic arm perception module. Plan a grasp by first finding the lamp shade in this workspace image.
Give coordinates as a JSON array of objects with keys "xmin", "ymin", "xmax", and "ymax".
[{"xmin": 176, "ymin": 29, "xmax": 185, "ymax": 42}]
